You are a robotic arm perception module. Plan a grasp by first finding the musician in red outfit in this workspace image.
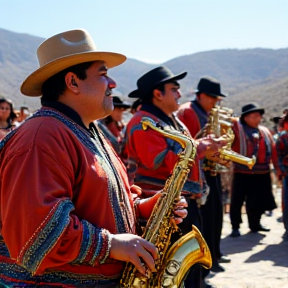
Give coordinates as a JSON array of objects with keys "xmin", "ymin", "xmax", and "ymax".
[
  {"xmin": 229, "ymin": 103, "xmax": 278, "ymax": 237},
  {"xmin": 124, "ymin": 68, "xmax": 227, "ymax": 288},
  {"xmin": 0, "ymin": 29, "xmax": 188, "ymax": 288}
]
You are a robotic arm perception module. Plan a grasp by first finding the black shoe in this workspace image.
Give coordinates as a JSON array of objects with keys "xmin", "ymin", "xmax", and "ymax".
[
  {"xmin": 204, "ymin": 284, "xmax": 216, "ymax": 288},
  {"xmin": 277, "ymin": 216, "xmax": 283, "ymax": 223},
  {"xmin": 210, "ymin": 263, "xmax": 225, "ymax": 273},
  {"xmin": 230, "ymin": 229, "xmax": 240, "ymax": 237},
  {"xmin": 250, "ymin": 225, "xmax": 270, "ymax": 232},
  {"xmin": 218, "ymin": 255, "xmax": 231, "ymax": 263},
  {"xmin": 203, "ymin": 281, "xmax": 217, "ymax": 288}
]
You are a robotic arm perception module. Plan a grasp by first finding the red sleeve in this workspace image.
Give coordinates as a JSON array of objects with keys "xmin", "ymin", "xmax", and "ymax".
[
  {"xmin": 126, "ymin": 121, "xmax": 181, "ymax": 174},
  {"xmin": 0, "ymin": 123, "xmax": 110, "ymax": 275},
  {"xmin": 136, "ymin": 192, "xmax": 162, "ymax": 219},
  {"xmin": 268, "ymin": 130, "xmax": 278, "ymax": 169},
  {"xmin": 177, "ymin": 105, "xmax": 201, "ymax": 138},
  {"xmin": 231, "ymin": 118, "xmax": 241, "ymax": 153}
]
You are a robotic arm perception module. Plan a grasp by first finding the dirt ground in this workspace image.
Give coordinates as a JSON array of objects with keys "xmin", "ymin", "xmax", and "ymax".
[{"xmin": 206, "ymin": 188, "xmax": 288, "ymax": 288}]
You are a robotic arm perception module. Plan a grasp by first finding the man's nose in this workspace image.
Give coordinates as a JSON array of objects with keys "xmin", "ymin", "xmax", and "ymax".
[{"xmin": 108, "ymin": 77, "xmax": 116, "ymax": 89}]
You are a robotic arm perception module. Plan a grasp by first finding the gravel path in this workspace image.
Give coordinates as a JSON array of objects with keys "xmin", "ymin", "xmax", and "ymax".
[{"xmin": 206, "ymin": 189, "xmax": 288, "ymax": 288}]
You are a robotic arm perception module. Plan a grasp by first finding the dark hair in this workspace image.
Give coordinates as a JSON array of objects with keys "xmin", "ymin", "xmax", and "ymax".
[
  {"xmin": 279, "ymin": 113, "xmax": 288, "ymax": 127},
  {"xmin": 103, "ymin": 115, "xmax": 113, "ymax": 125},
  {"xmin": 130, "ymin": 98, "xmax": 142, "ymax": 113},
  {"xmin": 141, "ymin": 83, "xmax": 165, "ymax": 104},
  {"xmin": 0, "ymin": 97, "xmax": 17, "ymax": 124},
  {"xmin": 41, "ymin": 61, "xmax": 95, "ymax": 104}
]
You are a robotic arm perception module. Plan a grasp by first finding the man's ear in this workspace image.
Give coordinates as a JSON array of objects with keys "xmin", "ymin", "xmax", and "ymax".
[
  {"xmin": 65, "ymin": 72, "xmax": 79, "ymax": 93},
  {"xmin": 152, "ymin": 89, "xmax": 163, "ymax": 101}
]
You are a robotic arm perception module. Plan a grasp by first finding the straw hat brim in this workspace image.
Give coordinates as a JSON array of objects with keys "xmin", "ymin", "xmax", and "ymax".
[{"xmin": 21, "ymin": 51, "xmax": 126, "ymax": 97}]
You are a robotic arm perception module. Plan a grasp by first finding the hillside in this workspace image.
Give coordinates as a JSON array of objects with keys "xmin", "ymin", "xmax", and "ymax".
[{"xmin": 0, "ymin": 27, "xmax": 287, "ymax": 129}]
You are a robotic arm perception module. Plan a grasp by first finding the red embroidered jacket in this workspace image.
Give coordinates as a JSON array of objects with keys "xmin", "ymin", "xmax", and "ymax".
[
  {"xmin": 124, "ymin": 108, "xmax": 204, "ymax": 199},
  {"xmin": 0, "ymin": 107, "xmax": 157, "ymax": 287},
  {"xmin": 275, "ymin": 130, "xmax": 288, "ymax": 176},
  {"xmin": 177, "ymin": 101, "xmax": 205, "ymax": 138},
  {"xmin": 231, "ymin": 118, "xmax": 278, "ymax": 174}
]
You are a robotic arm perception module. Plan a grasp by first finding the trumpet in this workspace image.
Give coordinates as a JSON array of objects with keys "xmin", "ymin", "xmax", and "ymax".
[
  {"xmin": 218, "ymin": 148, "xmax": 256, "ymax": 170},
  {"xmin": 204, "ymin": 105, "xmax": 256, "ymax": 174}
]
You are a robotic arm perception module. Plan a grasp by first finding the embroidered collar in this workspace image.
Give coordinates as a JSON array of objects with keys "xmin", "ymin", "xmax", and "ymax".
[
  {"xmin": 140, "ymin": 104, "xmax": 177, "ymax": 128},
  {"xmin": 42, "ymin": 101, "xmax": 97, "ymax": 138},
  {"xmin": 42, "ymin": 101, "xmax": 87, "ymax": 129}
]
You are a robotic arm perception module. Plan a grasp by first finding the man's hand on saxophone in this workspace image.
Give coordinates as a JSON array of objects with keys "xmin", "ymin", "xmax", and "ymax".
[
  {"xmin": 134, "ymin": 189, "xmax": 188, "ymax": 224},
  {"xmin": 109, "ymin": 233, "xmax": 158, "ymax": 277},
  {"xmin": 195, "ymin": 134, "xmax": 229, "ymax": 160},
  {"xmin": 172, "ymin": 196, "xmax": 188, "ymax": 224},
  {"xmin": 109, "ymin": 194, "xmax": 188, "ymax": 276}
]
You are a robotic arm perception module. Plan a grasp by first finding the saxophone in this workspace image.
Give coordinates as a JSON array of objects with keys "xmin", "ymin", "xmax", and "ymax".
[
  {"xmin": 203, "ymin": 105, "xmax": 256, "ymax": 174},
  {"xmin": 120, "ymin": 117, "xmax": 212, "ymax": 288}
]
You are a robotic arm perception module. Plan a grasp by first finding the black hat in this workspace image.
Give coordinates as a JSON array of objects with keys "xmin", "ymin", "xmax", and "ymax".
[
  {"xmin": 280, "ymin": 113, "xmax": 288, "ymax": 123},
  {"xmin": 128, "ymin": 66, "xmax": 187, "ymax": 98},
  {"xmin": 195, "ymin": 76, "xmax": 226, "ymax": 98},
  {"xmin": 270, "ymin": 116, "xmax": 281, "ymax": 124},
  {"xmin": 241, "ymin": 103, "xmax": 265, "ymax": 118},
  {"xmin": 112, "ymin": 96, "xmax": 131, "ymax": 109}
]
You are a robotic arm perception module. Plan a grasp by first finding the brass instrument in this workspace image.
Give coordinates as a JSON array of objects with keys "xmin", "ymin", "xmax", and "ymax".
[
  {"xmin": 204, "ymin": 105, "xmax": 256, "ymax": 174},
  {"xmin": 120, "ymin": 117, "xmax": 212, "ymax": 288}
]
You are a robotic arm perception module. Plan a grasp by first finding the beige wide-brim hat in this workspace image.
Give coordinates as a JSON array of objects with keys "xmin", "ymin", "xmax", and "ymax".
[{"xmin": 21, "ymin": 29, "xmax": 126, "ymax": 96}]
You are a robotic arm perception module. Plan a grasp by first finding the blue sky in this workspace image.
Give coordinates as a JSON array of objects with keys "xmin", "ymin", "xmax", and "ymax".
[{"xmin": 1, "ymin": 0, "xmax": 288, "ymax": 63}]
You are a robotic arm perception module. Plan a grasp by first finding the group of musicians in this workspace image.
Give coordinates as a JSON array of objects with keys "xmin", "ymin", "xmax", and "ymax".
[
  {"xmin": 98, "ymin": 65, "xmax": 282, "ymax": 288},
  {"xmin": 0, "ymin": 28, "xmax": 285, "ymax": 288}
]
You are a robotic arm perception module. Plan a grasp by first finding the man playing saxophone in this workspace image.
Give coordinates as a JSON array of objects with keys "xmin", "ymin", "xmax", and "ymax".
[
  {"xmin": 124, "ymin": 68, "xmax": 227, "ymax": 288},
  {"xmin": 0, "ymin": 29, "xmax": 188, "ymax": 288}
]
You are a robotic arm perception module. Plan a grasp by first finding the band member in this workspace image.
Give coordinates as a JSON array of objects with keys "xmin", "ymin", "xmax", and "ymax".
[
  {"xmin": 0, "ymin": 97, "xmax": 17, "ymax": 139},
  {"xmin": 124, "ymin": 67, "xmax": 227, "ymax": 288},
  {"xmin": 0, "ymin": 29, "xmax": 188, "ymax": 287},
  {"xmin": 229, "ymin": 103, "xmax": 278, "ymax": 237},
  {"xmin": 271, "ymin": 109, "xmax": 288, "ymax": 219},
  {"xmin": 275, "ymin": 113, "xmax": 288, "ymax": 241},
  {"xmin": 13, "ymin": 105, "xmax": 31, "ymax": 126},
  {"xmin": 177, "ymin": 76, "xmax": 230, "ymax": 274},
  {"xmin": 130, "ymin": 98, "xmax": 142, "ymax": 115},
  {"xmin": 97, "ymin": 95, "xmax": 131, "ymax": 158}
]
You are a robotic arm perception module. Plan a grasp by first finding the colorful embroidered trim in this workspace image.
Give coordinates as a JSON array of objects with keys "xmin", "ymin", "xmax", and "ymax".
[
  {"xmin": 73, "ymin": 221, "xmax": 111, "ymax": 266},
  {"xmin": 18, "ymin": 199, "xmax": 74, "ymax": 274},
  {"xmin": 0, "ymin": 262, "xmax": 120, "ymax": 287},
  {"xmin": 28, "ymin": 109, "xmax": 129, "ymax": 234}
]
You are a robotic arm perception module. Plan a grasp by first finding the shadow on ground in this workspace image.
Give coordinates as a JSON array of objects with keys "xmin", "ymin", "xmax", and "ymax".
[
  {"xmin": 220, "ymin": 231, "xmax": 266, "ymax": 254},
  {"xmin": 244, "ymin": 239, "xmax": 288, "ymax": 267}
]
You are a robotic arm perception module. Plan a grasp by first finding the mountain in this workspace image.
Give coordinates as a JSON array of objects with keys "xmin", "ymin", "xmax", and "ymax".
[{"xmin": 0, "ymin": 27, "xmax": 287, "ymax": 128}]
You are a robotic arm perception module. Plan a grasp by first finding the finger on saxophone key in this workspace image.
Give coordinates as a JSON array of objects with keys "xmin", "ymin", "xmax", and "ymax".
[{"xmin": 109, "ymin": 234, "xmax": 158, "ymax": 275}]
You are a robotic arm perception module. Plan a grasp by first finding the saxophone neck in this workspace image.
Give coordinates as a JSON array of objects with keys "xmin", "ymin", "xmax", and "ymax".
[{"xmin": 141, "ymin": 117, "xmax": 196, "ymax": 161}]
